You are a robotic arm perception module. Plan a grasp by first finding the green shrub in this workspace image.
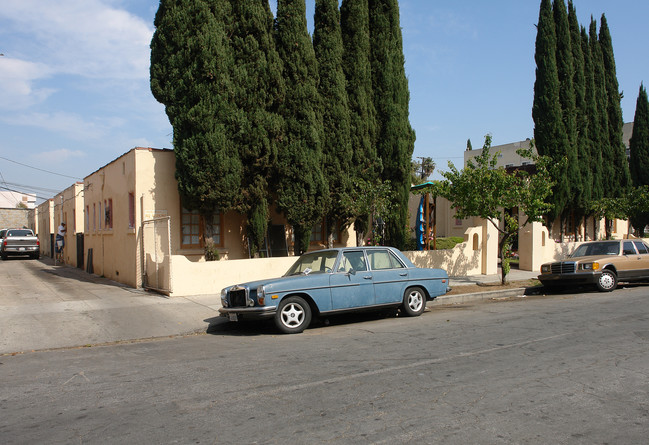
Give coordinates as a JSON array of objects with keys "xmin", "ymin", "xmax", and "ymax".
[{"xmin": 430, "ymin": 236, "xmax": 464, "ymax": 250}]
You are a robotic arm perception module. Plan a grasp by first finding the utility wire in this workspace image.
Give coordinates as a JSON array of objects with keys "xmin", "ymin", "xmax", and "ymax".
[
  {"xmin": 0, "ymin": 155, "xmax": 83, "ymax": 180},
  {"xmin": 0, "ymin": 184, "xmax": 51, "ymax": 202}
]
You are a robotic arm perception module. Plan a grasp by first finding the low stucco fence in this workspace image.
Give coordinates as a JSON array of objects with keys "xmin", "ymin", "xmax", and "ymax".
[{"xmin": 169, "ymin": 232, "xmax": 485, "ymax": 297}]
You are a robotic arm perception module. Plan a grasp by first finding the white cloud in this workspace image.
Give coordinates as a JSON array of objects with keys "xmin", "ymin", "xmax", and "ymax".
[
  {"xmin": 0, "ymin": 0, "xmax": 153, "ymax": 80},
  {"xmin": 0, "ymin": 57, "xmax": 55, "ymax": 110},
  {"xmin": 35, "ymin": 148, "xmax": 87, "ymax": 163},
  {"xmin": 1, "ymin": 111, "xmax": 120, "ymax": 141}
]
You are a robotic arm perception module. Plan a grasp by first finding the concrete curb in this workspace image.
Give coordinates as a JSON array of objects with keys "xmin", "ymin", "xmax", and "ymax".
[{"xmin": 430, "ymin": 287, "xmax": 533, "ymax": 305}]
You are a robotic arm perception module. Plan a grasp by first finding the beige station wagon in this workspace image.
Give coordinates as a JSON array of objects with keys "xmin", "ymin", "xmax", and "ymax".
[{"xmin": 538, "ymin": 239, "xmax": 649, "ymax": 292}]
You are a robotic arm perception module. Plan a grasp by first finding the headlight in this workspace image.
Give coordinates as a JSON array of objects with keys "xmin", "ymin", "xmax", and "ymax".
[
  {"xmin": 221, "ymin": 288, "xmax": 228, "ymax": 307},
  {"xmin": 580, "ymin": 262, "xmax": 599, "ymax": 271},
  {"xmin": 541, "ymin": 264, "xmax": 551, "ymax": 273},
  {"xmin": 257, "ymin": 285, "xmax": 266, "ymax": 306}
]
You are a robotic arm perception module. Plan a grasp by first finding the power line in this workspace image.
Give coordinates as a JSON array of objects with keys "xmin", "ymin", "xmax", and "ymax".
[
  {"xmin": 0, "ymin": 155, "xmax": 83, "ymax": 180},
  {"xmin": 0, "ymin": 184, "xmax": 50, "ymax": 202}
]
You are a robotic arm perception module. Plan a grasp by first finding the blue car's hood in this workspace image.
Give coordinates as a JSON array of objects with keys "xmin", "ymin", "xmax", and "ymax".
[{"xmin": 224, "ymin": 273, "xmax": 331, "ymax": 293}]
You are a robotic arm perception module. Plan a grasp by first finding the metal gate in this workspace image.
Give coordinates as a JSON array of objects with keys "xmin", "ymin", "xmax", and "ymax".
[{"xmin": 141, "ymin": 217, "xmax": 172, "ymax": 295}]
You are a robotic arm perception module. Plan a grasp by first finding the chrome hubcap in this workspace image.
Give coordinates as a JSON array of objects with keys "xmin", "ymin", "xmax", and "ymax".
[
  {"xmin": 600, "ymin": 274, "xmax": 614, "ymax": 290},
  {"xmin": 408, "ymin": 291, "xmax": 424, "ymax": 312},
  {"xmin": 280, "ymin": 303, "xmax": 304, "ymax": 328}
]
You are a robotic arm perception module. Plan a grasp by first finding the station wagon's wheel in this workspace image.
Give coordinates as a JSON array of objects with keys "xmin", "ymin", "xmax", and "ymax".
[
  {"xmin": 596, "ymin": 269, "xmax": 617, "ymax": 292},
  {"xmin": 275, "ymin": 296, "xmax": 312, "ymax": 334},
  {"xmin": 402, "ymin": 286, "xmax": 426, "ymax": 317}
]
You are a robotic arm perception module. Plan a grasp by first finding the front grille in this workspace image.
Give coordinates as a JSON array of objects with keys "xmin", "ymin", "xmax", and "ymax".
[
  {"xmin": 551, "ymin": 262, "xmax": 576, "ymax": 274},
  {"xmin": 230, "ymin": 286, "xmax": 249, "ymax": 307}
]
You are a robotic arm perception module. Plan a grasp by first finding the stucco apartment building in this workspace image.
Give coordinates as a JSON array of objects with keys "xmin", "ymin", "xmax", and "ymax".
[{"xmin": 76, "ymin": 147, "xmax": 354, "ymax": 293}]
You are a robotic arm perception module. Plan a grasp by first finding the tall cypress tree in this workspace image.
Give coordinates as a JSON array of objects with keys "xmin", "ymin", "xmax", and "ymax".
[
  {"xmin": 553, "ymin": 0, "xmax": 580, "ymax": 235},
  {"xmin": 368, "ymin": 0, "xmax": 415, "ymax": 249},
  {"xmin": 341, "ymin": 0, "xmax": 380, "ymax": 243},
  {"xmin": 630, "ymin": 83, "xmax": 649, "ymax": 187},
  {"xmin": 150, "ymin": 0, "xmax": 242, "ymax": 214},
  {"xmin": 568, "ymin": 1, "xmax": 591, "ymax": 235},
  {"xmin": 275, "ymin": 0, "xmax": 327, "ymax": 255},
  {"xmin": 590, "ymin": 18, "xmax": 613, "ymax": 196},
  {"xmin": 533, "ymin": 0, "xmax": 567, "ymax": 231},
  {"xmin": 228, "ymin": 1, "xmax": 286, "ymax": 255},
  {"xmin": 314, "ymin": 0, "xmax": 354, "ymax": 247},
  {"xmin": 599, "ymin": 14, "xmax": 631, "ymax": 196},
  {"xmin": 629, "ymin": 83, "xmax": 649, "ymax": 233},
  {"xmin": 582, "ymin": 26, "xmax": 604, "ymax": 204}
]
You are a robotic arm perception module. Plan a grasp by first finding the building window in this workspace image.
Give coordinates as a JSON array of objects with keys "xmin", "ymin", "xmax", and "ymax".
[
  {"xmin": 180, "ymin": 207, "xmax": 224, "ymax": 249},
  {"xmin": 93, "ymin": 204, "xmax": 96, "ymax": 231},
  {"xmin": 310, "ymin": 220, "xmax": 341, "ymax": 245},
  {"xmin": 311, "ymin": 221, "xmax": 324, "ymax": 244},
  {"xmin": 181, "ymin": 207, "xmax": 201, "ymax": 248},
  {"xmin": 105, "ymin": 199, "xmax": 113, "ymax": 229},
  {"xmin": 98, "ymin": 201, "xmax": 102, "ymax": 230},
  {"xmin": 204, "ymin": 210, "xmax": 223, "ymax": 247},
  {"xmin": 128, "ymin": 193, "xmax": 135, "ymax": 228},
  {"xmin": 85, "ymin": 205, "xmax": 90, "ymax": 232}
]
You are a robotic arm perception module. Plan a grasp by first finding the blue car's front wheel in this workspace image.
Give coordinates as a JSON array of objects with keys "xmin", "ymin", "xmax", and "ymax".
[
  {"xmin": 275, "ymin": 296, "xmax": 312, "ymax": 334},
  {"xmin": 402, "ymin": 287, "xmax": 426, "ymax": 317}
]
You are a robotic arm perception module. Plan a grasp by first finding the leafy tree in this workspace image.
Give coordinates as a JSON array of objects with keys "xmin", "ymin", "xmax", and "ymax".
[
  {"xmin": 341, "ymin": 0, "xmax": 380, "ymax": 243},
  {"xmin": 629, "ymin": 84, "xmax": 649, "ymax": 234},
  {"xmin": 275, "ymin": 0, "xmax": 327, "ymax": 255},
  {"xmin": 150, "ymin": 0, "xmax": 242, "ymax": 214},
  {"xmin": 533, "ymin": 0, "xmax": 567, "ymax": 233},
  {"xmin": 228, "ymin": 1, "xmax": 286, "ymax": 255},
  {"xmin": 410, "ymin": 157, "xmax": 435, "ymax": 185},
  {"xmin": 341, "ymin": 178, "xmax": 394, "ymax": 246},
  {"xmin": 314, "ymin": 0, "xmax": 354, "ymax": 248},
  {"xmin": 599, "ymin": 15, "xmax": 631, "ymax": 196},
  {"xmin": 368, "ymin": 0, "xmax": 416, "ymax": 250},
  {"xmin": 441, "ymin": 136, "xmax": 553, "ymax": 284}
]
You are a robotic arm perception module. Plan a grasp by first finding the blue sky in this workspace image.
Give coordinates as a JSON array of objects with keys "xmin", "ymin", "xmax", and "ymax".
[{"xmin": 1, "ymin": 0, "xmax": 648, "ymax": 202}]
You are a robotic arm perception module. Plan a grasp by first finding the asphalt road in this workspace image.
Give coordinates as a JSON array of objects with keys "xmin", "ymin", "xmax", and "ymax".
[{"xmin": 2, "ymin": 286, "xmax": 648, "ymax": 444}]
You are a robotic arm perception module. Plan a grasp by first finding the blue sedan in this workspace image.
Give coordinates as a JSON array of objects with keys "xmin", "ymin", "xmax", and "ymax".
[{"xmin": 219, "ymin": 246, "xmax": 450, "ymax": 334}]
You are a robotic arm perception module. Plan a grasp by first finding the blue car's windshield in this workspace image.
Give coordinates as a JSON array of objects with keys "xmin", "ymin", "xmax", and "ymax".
[
  {"xmin": 285, "ymin": 251, "xmax": 339, "ymax": 276},
  {"xmin": 571, "ymin": 242, "xmax": 619, "ymax": 257}
]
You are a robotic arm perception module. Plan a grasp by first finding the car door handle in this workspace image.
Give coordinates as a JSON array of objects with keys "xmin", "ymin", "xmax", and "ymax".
[
  {"xmin": 363, "ymin": 275, "xmax": 373, "ymax": 280},
  {"xmin": 399, "ymin": 273, "xmax": 407, "ymax": 276}
]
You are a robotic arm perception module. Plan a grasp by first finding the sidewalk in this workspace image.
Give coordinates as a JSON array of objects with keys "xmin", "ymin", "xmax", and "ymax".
[{"xmin": 0, "ymin": 258, "xmax": 539, "ymax": 355}]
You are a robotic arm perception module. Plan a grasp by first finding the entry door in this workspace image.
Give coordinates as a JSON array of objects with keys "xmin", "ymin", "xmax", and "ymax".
[{"xmin": 329, "ymin": 250, "xmax": 375, "ymax": 310}]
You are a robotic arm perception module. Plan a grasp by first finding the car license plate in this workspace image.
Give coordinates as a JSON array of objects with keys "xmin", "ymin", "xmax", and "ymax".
[
  {"xmin": 19, "ymin": 247, "xmax": 25, "ymax": 251},
  {"xmin": 229, "ymin": 313, "xmax": 238, "ymax": 322}
]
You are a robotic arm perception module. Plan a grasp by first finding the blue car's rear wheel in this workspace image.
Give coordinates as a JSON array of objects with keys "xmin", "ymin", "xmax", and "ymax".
[
  {"xmin": 402, "ymin": 287, "xmax": 426, "ymax": 316},
  {"xmin": 275, "ymin": 296, "xmax": 312, "ymax": 334}
]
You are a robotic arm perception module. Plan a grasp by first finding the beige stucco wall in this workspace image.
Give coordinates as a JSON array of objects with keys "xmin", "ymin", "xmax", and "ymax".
[
  {"xmin": 36, "ymin": 200, "xmax": 54, "ymax": 258},
  {"xmin": 53, "ymin": 183, "xmax": 85, "ymax": 267},
  {"xmin": 404, "ymin": 225, "xmax": 484, "ymax": 276},
  {"xmin": 170, "ymin": 223, "xmax": 497, "ymax": 297},
  {"xmin": 170, "ymin": 255, "xmax": 297, "ymax": 297}
]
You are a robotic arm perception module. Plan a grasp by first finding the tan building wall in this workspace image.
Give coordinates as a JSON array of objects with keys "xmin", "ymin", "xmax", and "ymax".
[
  {"xmin": 52, "ymin": 183, "xmax": 85, "ymax": 267},
  {"xmin": 36, "ymin": 200, "xmax": 54, "ymax": 257},
  {"xmin": 81, "ymin": 147, "xmax": 357, "ymax": 294}
]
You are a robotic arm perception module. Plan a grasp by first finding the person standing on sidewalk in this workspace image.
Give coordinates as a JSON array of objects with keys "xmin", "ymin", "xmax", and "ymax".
[{"xmin": 55, "ymin": 222, "xmax": 66, "ymax": 264}]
